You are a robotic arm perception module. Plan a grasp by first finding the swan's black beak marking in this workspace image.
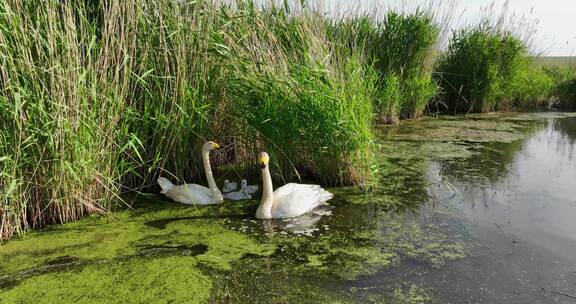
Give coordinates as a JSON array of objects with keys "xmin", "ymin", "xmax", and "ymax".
[{"xmin": 258, "ymin": 152, "xmax": 269, "ymax": 169}]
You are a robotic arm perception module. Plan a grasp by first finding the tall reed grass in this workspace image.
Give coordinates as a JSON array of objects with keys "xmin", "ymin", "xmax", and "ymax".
[
  {"xmin": 434, "ymin": 2, "xmax": 557, "ymax": 113},
  {"xmin": 436, "ymin": 26, "xmax": 562, "ymax": 113},
  {"xmin": 0, "ymin": 0, "xmax": 138, "ymax": 238},
  {"xmin": 436, "ymin": 27, "xmax": 529, "ymax": 112},
  {"xmin": 0, "ymin": 0, "xmax": 380, "ymax": 239},
  {"xmin": 545, "ymin": 66, "xmax": 576, "ymax": 109},
  {"xmin": 329, "ymin": 11, "xmax": 441, "ymax": 123},
  {"xmin": 511, "ymin": 64, "xmax": 555, "ymax": 108},
  {"xmin": 219, "ymin": 2, "xmax": 378, "ymax": 185},
  {"xmin": 0, "ymin": 0, "xmax": 568, "ymax": 240}
]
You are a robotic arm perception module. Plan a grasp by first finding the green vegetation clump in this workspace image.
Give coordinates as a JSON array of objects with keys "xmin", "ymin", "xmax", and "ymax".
[
  {"xmin": 374, "ymin": 12, "xmax": 440, "ymax": 121},
  {"xmin": 437, "ymin": 27, "xmax": 531, "ymax": 112},
  {"xmin": 510, "ymin": 65, "xmax": 555, "ymax": 108},
  {"xmin": 329, "ymin": 11, "xmax": 441, "ymax": 123},
  {"xmin": 434, "ymin": 9, "xmax": 576, "ymax": 114},
  {"xmin": 0, "ymin": 257, "xmax": 213, "ymax": 304},
  {"xmin": 224, "ymin": 6, "xmax": 377, "ymax": 184},
  {"xmin": 545, "ymin": 66, "xmax": 576, "ymax": 109},
  {"xmin": 0, "ymin": 0, "xmax": 378, "ymax": 238}
]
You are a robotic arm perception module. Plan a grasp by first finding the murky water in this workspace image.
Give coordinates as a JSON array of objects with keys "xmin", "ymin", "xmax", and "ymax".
[{"xmin": 1, "ymin": 112, "xmax": 576, "ymax": 303}]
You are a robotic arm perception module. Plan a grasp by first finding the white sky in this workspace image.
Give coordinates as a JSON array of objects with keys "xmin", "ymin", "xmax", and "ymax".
[
  {"xmin": 320, "ymin": 0, "xmax": 576, "ymax": 56},
  {"xmin": 459, "ymin": 0, "xmax": 576, "ymax": 56}
]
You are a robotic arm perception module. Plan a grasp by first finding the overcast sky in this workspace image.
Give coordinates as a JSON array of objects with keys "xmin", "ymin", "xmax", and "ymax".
[
  {"xmin": 459, "ymin": 0, "xmax": 575, "ymax": 56},
  {"xmin": 320, "ymin": 0, "xmax": 575, "ymax": 56}
]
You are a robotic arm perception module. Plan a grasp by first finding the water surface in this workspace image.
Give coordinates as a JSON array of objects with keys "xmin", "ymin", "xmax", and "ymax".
[{"xmin": 1, "ymin": 112, "xmax": 576, "ymax": 303}]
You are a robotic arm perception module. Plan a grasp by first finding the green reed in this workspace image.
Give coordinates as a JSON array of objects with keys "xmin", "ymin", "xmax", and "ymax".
[
  {"xmin": 1, "ymin": 0, "xmax": 567, "ymax": 240},
  {"xmin": 328, "ymin": 11, "xmax": 441, "ymax": 123},
  {"xmin": 0, "ymin": 0, "xmax": 379, "ymax": 238}
]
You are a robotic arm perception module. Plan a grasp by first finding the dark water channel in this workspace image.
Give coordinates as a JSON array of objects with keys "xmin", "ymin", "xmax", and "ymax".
[
  {"xmin": 362, "ymin": 113, "xmax": 576, "ymax": 303},
  {"xmin": 1, "ymin": 112, "xmax": 575, "ymax": 303}
]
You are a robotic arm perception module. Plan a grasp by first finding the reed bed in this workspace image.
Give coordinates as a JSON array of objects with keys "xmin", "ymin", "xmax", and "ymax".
[
  {"xmin": 434, "ymin": 2, "xmax": 558, "ymax": 113},
  {"xmin": 0, "ymin": 0, "xmax": 379, "ymax": 239},
  {"xmin": 328, "ymin": 11, "xmax": 442, "ymax": 123},
  {"xmin": 437, "ymin": 27, "xmax": 524, "ymax": 112},
  {"xmin": 0, "ymin": 0, "xmax": 137, "ymax": 238},
  {"xmin": 545, "ymin": 66, "xmax": 576, "ymax": 109}
]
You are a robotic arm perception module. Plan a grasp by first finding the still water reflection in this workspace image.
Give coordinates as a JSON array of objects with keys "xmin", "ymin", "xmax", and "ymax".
[{"xmin": 377, "ymin": 113, "xmax": 576, "ymax": 303}]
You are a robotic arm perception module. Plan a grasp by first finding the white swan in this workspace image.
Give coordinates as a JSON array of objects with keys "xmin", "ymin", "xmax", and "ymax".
[
  {"xmin": 222, "ymin": 179, "xmax": 238, "ymax": 193},
  {"xmin": 157, "ymin": 141, "xmax": 224, "ymax": 205},
  {"xmin": 255, "ymin": 152, "xmax": 334, "ymax": 219},
  {"xmin": 241, "ymin": 179, "xmax": 259, "ymax": 194}
]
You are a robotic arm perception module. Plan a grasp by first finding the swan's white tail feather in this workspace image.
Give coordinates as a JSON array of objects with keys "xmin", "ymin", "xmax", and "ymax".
[
  {"xmin": 311, "ymin": 186, "xmax": 333, "ymax": 206},
  {"xmin": 318, "ymin": 190, "xmax": 334, "ymax": 204},
  {"xmin": 157, "ymin": 177, "xmax": 174, "ymax": 194}
]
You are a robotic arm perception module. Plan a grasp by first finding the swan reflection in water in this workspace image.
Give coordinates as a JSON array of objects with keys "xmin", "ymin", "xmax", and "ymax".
[
  {"xmin": 261, "ymin": 206, "xmax": 333, "ymax": 237},
  {"xmin": 226, "ymin": 206, "xmax": 333, "ymax": 237}
]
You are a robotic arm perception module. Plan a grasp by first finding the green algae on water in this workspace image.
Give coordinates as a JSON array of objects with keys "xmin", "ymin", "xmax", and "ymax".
[
  {"xmin": 0, "ymin": 212, "xmax": 142, "ymax": 274},
  {"xmin": 1, "ymin": 257, "xmax": 212, "ymax": 304},
  {"xmin": 380, "ymin": 115, "xmax": 545, "ymax": 144},
  {"xmin": 350, "ymin": 284, "xmax": 433, "ymax": 304},
  {"xmin": 139, "ymin": 220, "xmax": 276, "ymax": 271},
  {"xmin": 0, "ymin": 192, "xmax": 464, "ymax": 304},
  {"xmin": 0, "ymin": 200, "xmax": 276, "ymax": 302},
  {"xmin": 251, "ymin": 201, "xmax": 467, "ymax": 281}
]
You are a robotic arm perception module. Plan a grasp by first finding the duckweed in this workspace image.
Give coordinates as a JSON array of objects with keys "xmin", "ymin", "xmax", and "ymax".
[
  {"xmin": 0, "ymin": 257, "xmax": 212, "ymax": 304},
  {"xmin": 0, "ymin": 212, "xmax": 141, "ymax": 274}
]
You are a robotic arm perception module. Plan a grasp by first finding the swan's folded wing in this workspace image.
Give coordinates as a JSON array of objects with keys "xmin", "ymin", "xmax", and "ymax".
[
  {"xmin": 185, "ymin": 184, "xmax": 219, "ymax": 205},
  {"xmin": 164, "ymin": 184, "xmax": 214, "ymax": 205},
  {"xmin": 246, "ymin": 185, "xmax": 259, "ymax": 194},
  {"xmin": 272, "ymin": 183, "xmax": 333, "ymax": 218}
]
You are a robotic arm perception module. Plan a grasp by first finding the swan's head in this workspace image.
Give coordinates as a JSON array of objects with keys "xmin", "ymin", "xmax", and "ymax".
[
  {"xmin": 258, "ymin": 152, "xmax": 269, "ymax": 169},
  {"xmin": 203, "ymin": 141, "xmax": 220, "ymax": 151}
]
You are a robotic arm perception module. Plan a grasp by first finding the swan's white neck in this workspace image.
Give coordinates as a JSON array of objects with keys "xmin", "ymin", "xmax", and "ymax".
[
  {"xmin": 202, "ymin": 148, "xmax": 222, "ymax": 199},
  {"xmin": 256, "ymin": 165, "xmax": 274, "ymax": 219}
]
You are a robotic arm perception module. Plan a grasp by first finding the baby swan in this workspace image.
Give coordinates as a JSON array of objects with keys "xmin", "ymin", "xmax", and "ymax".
[
  {"xmin": 223, "ymin": 191, "xmax": 251, "ymax": 200},
  {"xmin": 241, "ymin": 179, "xmax": 259, "ymax": 194},
  {"xmin": 256, "ymin": 152, "xmax": 333, "ymax": 219},
  {"xmin": 157, "ymin": 141, "xmax": 223, "ymax": 205},
  {"xmin": 223, "ymin": 180, "xmax": 252, "ymax": 200},
  {"xmin": 222, "ymin": 179, "xmax": 238, "ymax": 193}
]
